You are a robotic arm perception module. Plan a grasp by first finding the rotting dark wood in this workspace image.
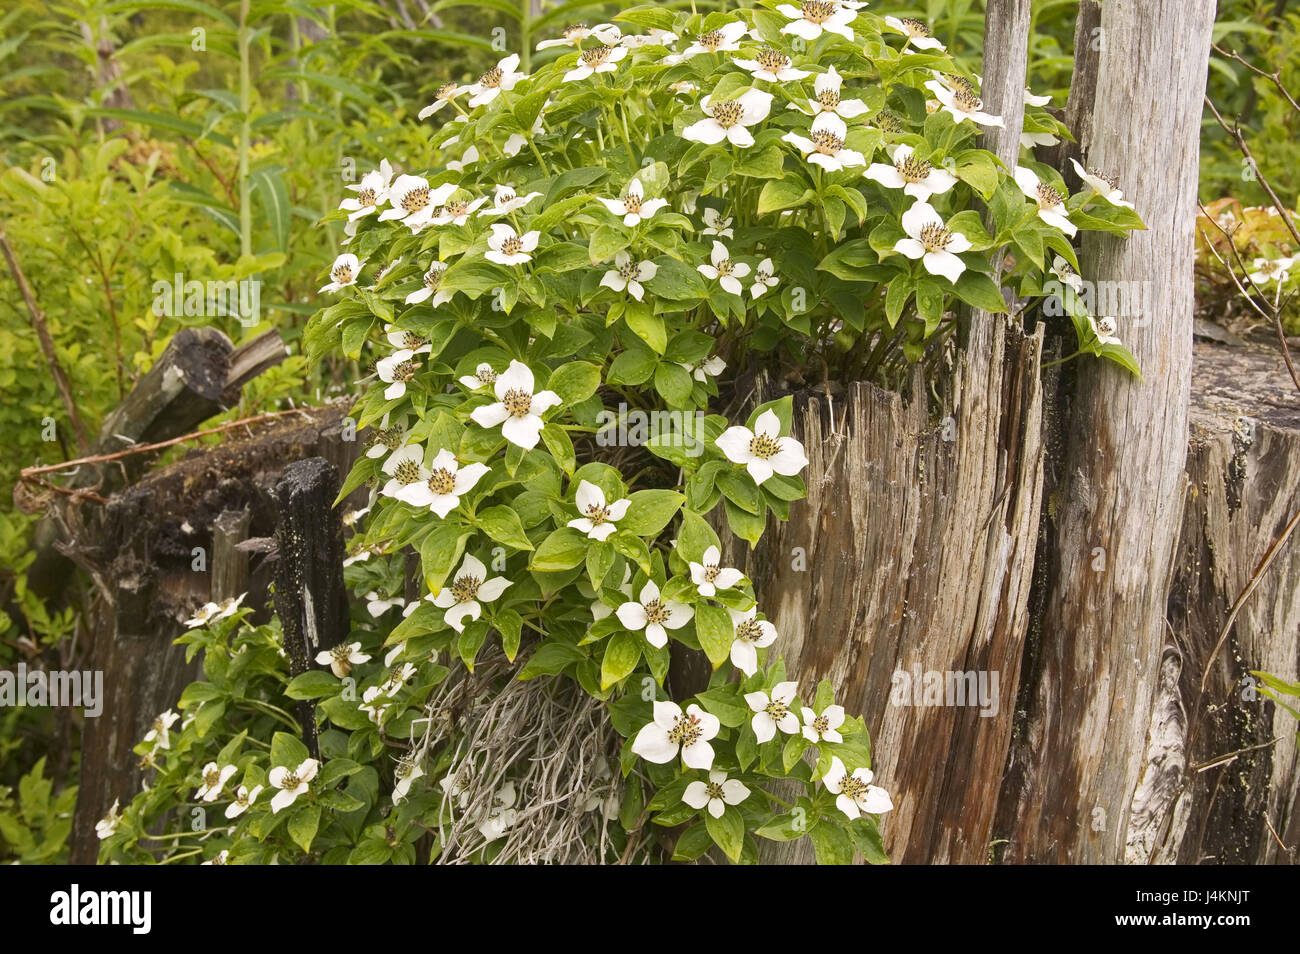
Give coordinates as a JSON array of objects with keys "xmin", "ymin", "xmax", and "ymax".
[
  {"xmin": 212, "ymin": 507, "xmax": 252, "ymax": 602},
  {"xmin": 272, "ymin": 457, "xmax": 350, "ymax": 759},
  {"xmin": 67, "ymin": 403, "xmax": 359, "ymax": 862}
]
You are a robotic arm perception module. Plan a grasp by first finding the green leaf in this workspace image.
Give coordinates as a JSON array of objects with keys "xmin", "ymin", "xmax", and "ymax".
[
  {"xmin": 270, "ymin": 731, "xmax": 311, "ymax": 770},
  {"xmin": 285, "ymin": 671, "xmax": 342, "ymax": 700},
  {"xmin": 531, "ymin": 527, "xmax": 589, "ymax": 571},
  {"xmin": 287, "ymin": 804, "xmax": 321, "ymax": 853},
  {"xmin": 600, "ymin": 632, "xmax": 641, "ymax": 690},
  {"xmin": 477, "ymin": 505, "xmax": 534, "ymax": 551},
  {"xmin": 547, "ymin": 361, "xmax": 601, "ymax": 403},
  {"xmin": 654, "ymin": 362, "xmax": 694, "ymax": 406},
  {"xmin": 694, "ymin": 603, "xmax": 734, "ymax": 668},
  {"xmin": 540, "ymin": 422, "xmax": 577, "ymax": 475},
  {"xmin": 621, "ymin": 490, "xmax": 685, "ymax": 537},
  {"xmin": 705, "ymin": 807, "xmax": 745, "ymax": 862},
  {"xmin": 624, "ymin": 300, "xmax": 667, "ymax": 354},
  {"xmin": 951, "ymin": 270, "xmax": 1007, "ymax": 313},
  {"xmin": 757, "ymin": 178, "xmax": 812, "ymax": 214},
  {"xmin": 809, "ymin": 819, "xmax": 855, "ymax": 864}
]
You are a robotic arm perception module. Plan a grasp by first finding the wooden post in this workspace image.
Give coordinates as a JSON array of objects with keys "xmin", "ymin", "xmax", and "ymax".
[
  {"xmin": 995, "ymin": 0, "xmax": 1217, "ymax": 864},
  {"xmin": 212, "ymin": 507, "xmax": 252, "ymax": 602},
  {"xmin": 272, "ymin": 457, "xmax": 349, "ymax": 758}
]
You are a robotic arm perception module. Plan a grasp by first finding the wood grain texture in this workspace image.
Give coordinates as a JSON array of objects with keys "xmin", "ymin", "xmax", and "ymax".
[{"xmin": 995, "ymin": 0, "xmax": 1217, "ymax": 863}]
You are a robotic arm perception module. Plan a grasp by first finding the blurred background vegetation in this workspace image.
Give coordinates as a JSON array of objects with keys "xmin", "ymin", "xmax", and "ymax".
[{"xmin": 0, "ymin": 0, "xmax": 1295, "ymax": 862}]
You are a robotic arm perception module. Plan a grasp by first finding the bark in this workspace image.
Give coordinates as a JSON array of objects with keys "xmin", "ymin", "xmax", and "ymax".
[{"xmin": 995, "ymin": 0, "xmax": 1217, "ymax": 863}]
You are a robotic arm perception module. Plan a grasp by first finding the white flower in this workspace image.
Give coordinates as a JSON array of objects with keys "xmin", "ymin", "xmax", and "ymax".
[
  {"xmin": 318, "ymin": 253, "xmax": 362, "ymax": 293},
  {"xmin": 1068, "ymin": 158, "xmax": 1134, "ymax": 210},
  {"xmin": 698, "ymin": 240, "xmax": 751, "ymax": 296},
  {"xmin": 339, "ymin": 159, "xmax": 392, "ymax": 220},
  {"xmin": 777, "ymin": 1, "xmax": 858, "ymax": 41},
  {"xmin": 745, "ymin": 681, "xmax": 801, "ymax": 742},
  {"xmin": 459, "ymin": 362, "xmax": 497, "ymax": 391},
  {"xmin": 400, "ymin": 449, "xmax": 490, "ymax": 518},
  {"xmin": 360, "ymin": 685, "xmax": 391, "ymax": 724},
  {"xmin": 467, "ymin": 54, "xmax": 525, "ymax": 107},
  {"xmin": 715, "ymin": 408, "xmax": 809, "ymax": 485},
  {"xmin": 727, "ymin": 606, "xmax": 777, "ymax": 676},
  {"xmin": 384, "ymin": 325, "xmax": 432, "ymax": 355},
  {"xmin": 893, "ymin": 199, "xmax": 973, "ymax": 284},
  {"xmin": 376, "ymin": 349, "xmax": 420, "ymax": 400},
  {"xmin": 447, "ymin": 145, "xmax": 479, "ymax": 172},
  {"xmin": 563, "ymin": 44, "xmax": 627, "ymax": 82},
  {"xmin": 432, "ymin": 195, "xmax": 488, "ymax": 226},
  {"xmin": 631, "ymin": 700, "xmax": 720, "ymax": 769},
  {"xmin": 418, "ymin": 82, "xmax": 465, "ymax": 119},
  {"xmin": 733, "ymin": 47, "xmax": 811, "ymax": 83},
  {"xmin": 568, "ymin": 480, "xmax": 631, "ymax": 541},
  {"xmin": 1025, "ymin": 88, "xmax": 1052, "ymax": 107},
  {"xmin": 1088, "ymin": 316, "xmax": 1122, "ymax": 347},
  {"xmin": 884, "ymin": 15, "xmax": 946, "ymax": 50},
  {"xmin": 924, "ymin": 78, "xmax": 1004, "ymax": 127},
  {"xmin": 405, "ymin": 261, "xmax": 452, "ymax": 306},
  {"xmin": 599, "ymin": 177, "xmax": 667, "ymax": 226},
  {"xmin": 95, "ymin": 799, "xmax": 121, "ymax": 840},
  {"xmin": 224, "ymin": 784, "xmax": 262, "ymax": 819},
  {"xmin": 823, "ymin": 755, "xmax": 893, "ymax": 818},
  {"xmin": 380, "ymin": 444, "xmax": 429, "ymax": 502},
  {"xmin": 379, "ymin": 175, "xmax": 457, "ymax": 230},
  {"xmin": 622, "ymin": 28, "xmax": 677, "ymax": 49},
  {"xmin": 317, "ymin": 640, "xmax": 371, "ymax": 678},
  {"xmin": 184, "ymin": 594, "xmax": 246, "ymax": 628},
  {"xmin": 481, "ymin": 184, "xmax": 542, "ymax": 217},
  {"xmin": 143, "ymin": 709, "xmax": 180, "ymax": 750},
  {"xmin": 469, "ymin": 359, "xmax": 561, "ymax": 450},
  {"xmin": 430, "ymin": 553, "xmax": 512, "ymax": 632},
  {"xmin": 195, "ymin": 762, "xmax": 237, "ymax": 802},
  {"xmin": 782, "ymin": 111, "xmax": 865, "ymax": 171},
  {"xmin": 1249, "ymin": 256, "xmax": 1294, "ymax": 285},
  {"xmin": 864, "ymin": 144, "xmax": 957, "ymax": 201},
  {"xmin": 670, "ymin": 21, "xmax": 749, "ymax": 62},
  {"xmin": 393, "ymin": 756, "xmax": 425, "ymax": 802},
  {"xmin": 680, "ymin": 355, "xmax": 726, "ymax": 382},
  {"xmin": 800, "ymin": 703, "xmax": 846, "ymax": 743},
  {"xmin": 380, "ymin": 662, "xmax": 418, "ymax": 695},
  {"xmin": 536, "ymin": 22, "xmax": 619, "ymax": 49},
  {"xmin": 1021, "ymin": 130, "xmax": 1059, "ymax": 150},
  {"xmin": 683, "ymin": 89, "xmax": 773, "ymax": 148},
  {"xmin": 670, "ymin": 80, "xmax": 699, "ymax": 96},
  {"xmin": 683, "ymin": 770, "xmax": 751, "ymax": 818},
  {"xmin": 268, "ymin": 758, "xmax": 319, "ymax": 814},
  {"xmin": 795, "ymin": 65, "xmax": 869, "ymax": 118},
  {"xmin": 701, "ymin": 207, "xmax": 733, "ymax": 237},
  {"xmin": 616, "ymin": 580, "xmax": 694, "ymax": 648},
  {"xmin": 1050, "ymin": 255, "xmax": 1084, "ymax": 295},
  {"xmin": 477, "ymin": 782, "xmax": 519, "ymax": 840},
  {"xmin": 1014, "ymin": 166, "xmax": 1078, "ymax": 236},
  {"xmin": 688, "ymin": 545, "xmax": 743, "ymax": 597},
  {"xmin": 600, "ymin": 252, "xmax": 658, "ymax": 301},
  {"xmin": 485, "ymin": 223, "xmax": 540, "ymax": 266}
]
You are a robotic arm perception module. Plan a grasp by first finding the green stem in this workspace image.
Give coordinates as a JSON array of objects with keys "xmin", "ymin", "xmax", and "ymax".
[{"xmin": 237, "ymin": 0, "xmax": 252, "ymax": 258}]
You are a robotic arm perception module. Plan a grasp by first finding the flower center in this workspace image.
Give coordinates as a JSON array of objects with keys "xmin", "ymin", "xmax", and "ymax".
[
  {"xmin": 401, "ymin": 331, "xmax": 428, "ymax": 350},
  {"xmin": 281, "ymin": 773, "xmax": 300, "ymax": 790},
  {"xmin": 622, "ymin": 190, "xmax": 643, "ymax": 214},
  {"xmin": 424, "ymin": 264, "xmax": 445, "ymax": 289},
  {"xmin": 810, "ymin": 128, "xmax": 844, "ymax": 155},
  {"xmin": 331, "ymin": 263, "xmax": 354, "ymax": 284},
  {"xmin": 330, "ymin": 643, "xmax": 353, "ymax": 661},
  {"xmin": 801, "ymin": 0, "xmax": 836, "ymax": 24},
  {"xmin": 446, "ymin": 200, "xmax": 469, "ymax": 217},
  {"xmin": 450, "ymin": 574, "xmax": 482, "ymax": 603},
  {"xmin": 204, "ymin": 768, "xmax": 220, "ymax": 786},
  {"xmin": 428, "ymin": 467, "xmax": 456, "ymax": 495},
  {"xmin": 763, "ymin": 698, "xmax": 791, "ymax": 721},
  {"xmin": 876, "ymin": 110, "xmax": 904, "ymax": 133},
  {"xmin": 356, "ymin": 187, "xmax": 377, "ymax": 207},
  {"xmin": 839, "ymin": 773, "xmax": 868, "ymax": 800},
  {"xmin": 436, "ymin": 82, "xmax": 457, "ymax": 100},
  {"xmin": 901, "ymin": 17, "xmax": 930, "ymax": 37},
  {"xmin": 703, "ymin": 564, "xmax": 721, "ymax": 582},
  {"xmin": 643, "ymin": 600, "xmax": 671, "ymax": 625},
  {"xmin": 919, "ymin": 222, "xmax": 953, "ymax": 252},
  {"xmin": 479, "ymin": 66, "xmax": 503, "ymax": 89},
  {"xmin": 502, "ymin": 388, "xmax": 533, "ymax": 416},
  {"xmin": 563, "ymin": 23, "xmax": 588, "ymax": 41},
  {"xmin": 500, "ymin": 235, "xmax": 523, "ymax": 256},
  {"xmin": 392, "ymin": 359, "xmax": 418, "ymax": 382},
  {"xmin": 235, "ymin": 790, "xmax": 250, "ymax": 805},
  {"xmin": 476, "ymin": 367, "xmax": 497, "ymax": 384},
  {"xmin": 1035, "ymin": 182, "xmax": 1063, "ymax": 209},
  {"xmin": 698, "ymin": 30, "xmax": 724, "ymax": 51},
  {"xmin": 583, "ymin": 503, "xmax": 611, "ymax": 525},
  {"xmin": 817, "ymin": 88, "xmax": 841, "ymax": 110},
  {"xmin": 368, "ymin": 426, "xmax": 402, "ymax": 453},
  {"xmin": 396, "ymin": 761, "xmax": 414, "ymax": 780},
  {"xmin": 1089, "ymin": 168, "xmax": 1119, "ymax": 190},
  {"xmin": 711, "ymin": 100, "xmax": 745, "ymax": 128},
  {"xmin": 756, "ymin": 266, "xmax": 773, "ymax": 283},
  {"xmin": 736, "ymin": 619, "xmax": 764, "ymax": 643},
  {"xmin": 704, "ymin": 781, "xmax": 726, "ymax": 800},
  {"xmin": 667, "ymin": 713, "xmax": 703, "ymax": 747},
  {"xmin": 393, "ymin": 460, "xmax": 423, "ymax": 485},
  {"xmin": 618, "ymin": 260, "xmax": 640, "ymax": 280},
  {"xmin": 714, "ymin": 258, "xmax": 735, "ymax": 278},
  {"xmin": 756, "ymin": 48, "xmax": 789, "ymax": 72},
  {"xmin": 401, "ymin": 186, "xmax": 430, "ymax": 213},
  {"xmin": 749, "ymin": 432, "xmax": 781, "ymax": 459},
  {"xmin": 497, "ymin": 189, "xmax": 516, "ymax": 206},
  {"xmin": 812, "ymin": 714, "xmax": 830, "ymax": 734},
  {"xmin": 952, "ymin": 81, "xmax": 982, "ymax": 113},
  {"xmin": 897, "ymin": 153, "xmax": 932, "ymax": 182},
  {"xmin": 1097, "ymin": 317, "xmax": 1117, "ymax": 337},
  {"xmin": 580, "ymin": 46, "xmax": 614, "ymax": 68}
]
